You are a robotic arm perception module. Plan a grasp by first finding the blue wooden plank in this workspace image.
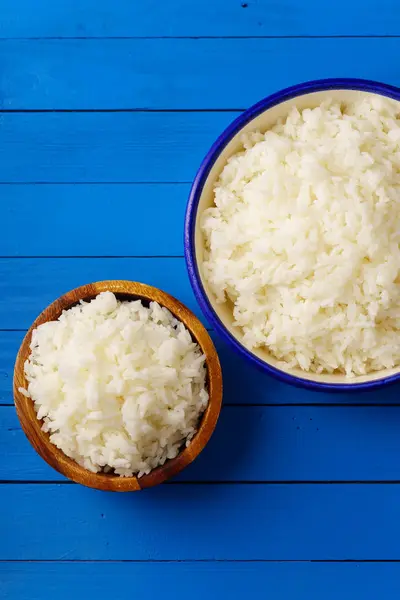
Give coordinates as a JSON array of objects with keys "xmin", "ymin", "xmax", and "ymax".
[
  {"xmin": 2, "ymin": 39, "xmax": 400, "ymax": 110},
  {"xmin": 1, "ymin": 0, "xmax": 399, "ymax": 37},
  {"xmin": 4, "ymin": 404, "xmax": 400, "ymax": 481},
  {"xmin": 0, "ymin": 258, "xmax": 200, "ymax": 328},
  {"xmin": 0, "ymin": 331, "xmax": 23, "ymax": 405},
  {"xmin": 0, "ymin": 112, "xmax": 234, "ymax": 182},
  {"xmin": 4, "ymin": 258, "xmax": 400, "ymax": 417},
  {"xmin": 1, "ymin": 184, "xmax": 189, "ymax": 256},
  {"xmin": 2, "ymin": 330, "xmax": 400, "ymax": 406},
  {"xmin": 216, "ymin": 334, "xmax": 400, "ymax": 405},
  {"xmin": 3, "ymin": 483, "xmax": 400, "ymax": 559},
  {"xmin": 2, "ymin": 561, "xmax": 400, "ymax": 600}
]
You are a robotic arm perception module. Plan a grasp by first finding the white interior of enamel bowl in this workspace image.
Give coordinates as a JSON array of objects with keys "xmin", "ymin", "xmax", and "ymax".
[{"xmin": 194, "ymin": 89, "xmax": 400, "ymax": 385}]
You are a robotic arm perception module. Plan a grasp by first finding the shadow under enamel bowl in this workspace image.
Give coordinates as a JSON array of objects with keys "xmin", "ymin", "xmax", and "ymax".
[{"xmin": 184, "ymin": 78, "xmax": 400, "ymax": 391}]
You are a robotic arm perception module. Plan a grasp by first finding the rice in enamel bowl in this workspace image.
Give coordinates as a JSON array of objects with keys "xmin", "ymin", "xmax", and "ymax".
[
  {"xmin": 19, "ymin": 292, "xmax": 209, "ymax": 476},
  {"xmin": 201, "ymin": 96, "xmax": 400, "ymax": 377}
]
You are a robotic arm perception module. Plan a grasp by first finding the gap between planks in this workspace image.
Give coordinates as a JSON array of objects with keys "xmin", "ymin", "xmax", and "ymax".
[
  {"xmin": 0, "ymin": 108, "xmax": 244, "ymax": 113},
  {"xmin": 3, "ymin": 480, "xmax": 400, "ymax": 485},
  {"xmin": 0, "ymin": 255, "xmax": 184, "ymax": 259},
  {"xmin": 2, "ymin": 35, "xmax": 400, "ymax": 40},
  {"xmin": 3, "ymin": 558, "xmax": 400, "ymax": 563}
]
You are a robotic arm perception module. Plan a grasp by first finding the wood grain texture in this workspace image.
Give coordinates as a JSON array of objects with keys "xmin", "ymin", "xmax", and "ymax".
[
  {"xmin": 2, "ymin": 39, "xmax": 400, "ymax": 109},
  {"xmin": 4, "ymin": 483, "xmax": 400, "ymax": 559},
  {"xmin": 5, "ymin": 258, "xmax": 400, "ymax": 403},
  {"xmin": 5, "ymin": 404, "xmax": 400, "ymax": 481},
  {"xmin": 3, "ymin": 330, "xmax": 400, "ymax": 406},
  {"xmin": 2, "ymin": 561, "xmax": 400, "ymax": 600},
  {"xmin": 2, "ymin": 0, "xmax": 400, "ymax": 588},
  {"xmin": 13, "ymin": 281, "xmax": 222, "ymax": 491},
  {"xmin": 0, "ymin": 332, "xmax": 22, "ymax": 405},
  {"xmin": 0, "ymin": 112, "xmax": 234, "ymax": 183},
  {"xmin": 1, "ymin": 184, "xmax": 189, "ymax": 257},
  {"xmin": 1, "ymin": 0, "xmax": 399, "ymax": 37},
  {"xmin": 0, "ymin": 259, "xmax": 199, "ymax": 328}
]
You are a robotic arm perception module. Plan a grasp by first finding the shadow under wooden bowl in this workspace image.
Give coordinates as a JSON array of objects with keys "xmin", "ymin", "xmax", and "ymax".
[{"xmin": 13, "ymin": 280, "xmax": 223, "ymax": 492}]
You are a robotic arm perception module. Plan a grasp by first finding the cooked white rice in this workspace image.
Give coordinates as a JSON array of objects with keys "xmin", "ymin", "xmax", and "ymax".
[
  {"xmin": 201, "ymin": 96, "xmax": 400, "ymax": 376},
  {"xmin": 20, "ymin": 292, "xmax": 208, "ymax": 476}
]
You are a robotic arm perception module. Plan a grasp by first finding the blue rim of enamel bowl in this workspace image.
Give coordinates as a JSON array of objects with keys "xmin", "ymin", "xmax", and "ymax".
[{"xmin": 184, "ymin": 78, "xmax": 400, "ymax": 392}]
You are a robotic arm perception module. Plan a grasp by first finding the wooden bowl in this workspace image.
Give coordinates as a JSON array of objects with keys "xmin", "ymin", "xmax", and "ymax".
[{"xmin": 13, "ymin": 280, "xmax": 223, "ymax": 491}]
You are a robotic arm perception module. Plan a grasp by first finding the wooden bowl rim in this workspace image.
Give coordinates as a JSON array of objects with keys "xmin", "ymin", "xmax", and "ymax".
[{"xmin": 13, "ymin": 280, "xmax": 223, "ymax": 492}]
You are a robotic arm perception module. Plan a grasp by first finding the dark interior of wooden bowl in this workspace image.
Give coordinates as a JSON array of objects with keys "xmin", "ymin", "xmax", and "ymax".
[{"xmin": 13, "ymin": 280, "xmax": 223, "ymax": 492}]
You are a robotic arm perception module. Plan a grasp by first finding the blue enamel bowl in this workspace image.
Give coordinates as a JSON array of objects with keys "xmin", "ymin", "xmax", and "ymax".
[{"xmin": 184, "ymin": 78, "xmax": 400, "ymax": 392}]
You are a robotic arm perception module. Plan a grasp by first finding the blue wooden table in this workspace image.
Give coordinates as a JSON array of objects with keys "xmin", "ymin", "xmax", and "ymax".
[{"xmin": 2, "ymin": 2, "xmax": 400, "ymax": 598}]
